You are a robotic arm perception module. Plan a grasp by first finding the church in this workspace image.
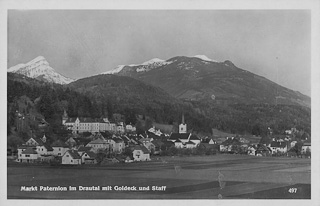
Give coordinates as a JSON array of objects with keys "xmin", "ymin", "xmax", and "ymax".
[{"xmin": 167, "ymin": 114, "xmax": 200, "ymax": 148}]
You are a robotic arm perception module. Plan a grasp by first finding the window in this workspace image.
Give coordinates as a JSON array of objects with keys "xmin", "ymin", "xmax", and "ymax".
[
  {"xmin": 25, "ymin": 154, "xmax": 30, "ymax": 157},
  {"xmin": 71, "ymin": 160, "xmax": 73, "ymax": 162},
  {"xmin": 66, "ymin": 155, "xmax": 69, "ymax": 157}
]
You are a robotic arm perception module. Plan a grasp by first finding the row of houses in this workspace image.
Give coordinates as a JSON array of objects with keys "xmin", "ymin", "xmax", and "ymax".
[
  {"xmin": 218, "ymin": 136, "xmax": 311, "ymax": 156},
  {"xmin": 16, "ymin": 131, "xmax": 153, "ymax": 164}
]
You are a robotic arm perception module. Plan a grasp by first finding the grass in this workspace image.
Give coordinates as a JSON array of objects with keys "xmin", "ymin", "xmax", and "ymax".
[{"xmin": 7, "ymin": 154, "xmax": 311, "ymax": 199}]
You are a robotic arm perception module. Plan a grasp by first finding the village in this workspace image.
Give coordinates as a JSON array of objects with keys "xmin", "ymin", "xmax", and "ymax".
[{"xmin": 11, "ymin": 111, "xmax": 311, "ymax": 166}]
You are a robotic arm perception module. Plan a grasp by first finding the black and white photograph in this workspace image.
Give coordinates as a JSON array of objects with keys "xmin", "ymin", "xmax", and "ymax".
[{"xmin": 1, "ymin": 0, "xmax": 319, "ymax": 204}]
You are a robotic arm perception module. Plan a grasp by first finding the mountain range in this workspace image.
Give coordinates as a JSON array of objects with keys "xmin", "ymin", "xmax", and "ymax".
[
  {"xmin": 8, "ymin": 55, "xmax": 310, "ymax": 108},
  {"xmin": 101, "ymin": 55, "xmax": 310, "ymax": 108},
  {"xmin": 7, "ymin": 55, "xmax": 311, "ymax": 136}
]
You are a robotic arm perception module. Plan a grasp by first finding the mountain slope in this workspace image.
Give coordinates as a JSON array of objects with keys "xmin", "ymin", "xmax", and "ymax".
[
  {"xmin": 68, "ymin": 74, "xmax": 182, "ymax": 113},
  {"xmin": 8, "ymin": 56, "xmax": 74, "ymax": 85},
  {"xmin": 107, "ymin": 55, "xmax": 310, "ymax": 108},
  {"xmin": 67, "ymin": 74, "xmax": 213, "ymax": 131}
]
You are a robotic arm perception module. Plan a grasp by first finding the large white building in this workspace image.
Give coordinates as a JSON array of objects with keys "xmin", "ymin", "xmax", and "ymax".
[{"xmin": 62, "ymin": 111, "xmax": 130, "ymax": 134}]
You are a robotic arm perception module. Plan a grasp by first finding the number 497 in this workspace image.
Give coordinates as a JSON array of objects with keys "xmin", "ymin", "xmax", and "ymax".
[{"xmin": 288, "ymin": 188, "xmax": 298, "ymax": 193}]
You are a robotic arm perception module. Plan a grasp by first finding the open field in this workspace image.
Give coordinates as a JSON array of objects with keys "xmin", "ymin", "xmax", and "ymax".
[{"xmin": 7, "ymin": 154, "xmax": 311, "ymax": 199}]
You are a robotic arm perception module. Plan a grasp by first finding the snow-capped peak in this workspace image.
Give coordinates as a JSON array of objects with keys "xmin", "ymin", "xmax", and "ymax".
[
  {"xmin": 193, "ymin": 55, "xmax": 217, "ymax": 62},
  {"xmin": 8, "ymin": 56, "xmax": 74, "ymax": 85},
  {"xmin": 141, "ymin": 58, "xmax": 165, "ymax": 65},
  {"xmin": 101, "ymin": 57, "xmax": 172, "ymax": 74},
  {"xmin": 101, "ymin": 65, "xmax": 126, "ymax": 74}
]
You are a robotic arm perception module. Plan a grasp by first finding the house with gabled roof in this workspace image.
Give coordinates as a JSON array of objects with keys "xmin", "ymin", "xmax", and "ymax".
[
  {"xmin": 25, "ymin": 137, "xmax": 45, "ymax": 147},
  {"xmin": 86, "ymin": 139, "xmax": 109, "ymax": 153},
  {"xmin": 189, "ymin": 135, "xmax": 201, "ymax": 146},
  {"xmin": 62, "ymin": 150, "xmax": 81, "ymax": 165},
  {"xmin": 17, "ymin": 145, "xmax": 36, "ymax": 161},
  {"xmin": 65, "ymin": 137, "xmax": 77, "ymax": 148},
  {"xmin": 77, "ymin": 146, "xmax": 94, "ymax": 156},
  {"xmin": 19, "ymin": 147, "xmax": 38, "ymax": 163},
  {"xmin": 269, "ymin": 141, "xmax": 287, "ymax": 154},
  {"xmin": 256, "ymin": 144, "xmax": 272, "ymax": 156},
  {"xmin": 168, "ymin": 133, "xmax": 191, "ymax": 143},
  {"xmin": 151, "ymin": 140, "xmax": 162, "ymax": 155},
  {"xmin": 247, "ymin": 145, "xmax": 257, "ymax": 156},
  {"xmin": 208, "ymin": 138, "xmax": 217, "ymax": 145},
  {"xmin": 120, "ymin": 135, "xmax": 131, "ymax": 146},
  {"xmin": 133, "ymin": 145, "xmax": 150, "ymax": 161},
  {"xmin": 301, "ymin": 138, "xmax": 311, "ymax": 154},
  {"xmin": 36, "ymin": 144, "xmax": 53, "ymax": 156},
  {"xmin": 185, "ymin": 141, "xmax": 196, "ymax": 148},
  {"xmin": 174, "ymin": 139, "xmax": 184, "ymax": 148},
  {"xmin": 51, "ymin": 140, "xmax": 70, "ymax": 156},
  {"xmin": 81, "ymin": 151, "xmax": 97, "ymax": 164},
  {"xmin": 112, "ymin": 137, "xmax": 125, "ymax": 154}
]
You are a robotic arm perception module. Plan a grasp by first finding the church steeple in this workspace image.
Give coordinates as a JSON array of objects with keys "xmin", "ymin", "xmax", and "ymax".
[
  {"xmin": 182, "ymin": 113, "xmax": 185, "ymax": 124},
  {"xmin": 179, "ymin": 113, "xmax": 187, "ymax": 134},
  {"xmin": 62, "ymin": 109, "xmax": 68, "ymax": 125}
]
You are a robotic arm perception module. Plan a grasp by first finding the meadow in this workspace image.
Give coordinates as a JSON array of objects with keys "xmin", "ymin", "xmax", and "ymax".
[{"xmin": 7, "ymin": 154, "xmax": 311, "ymax": 199}]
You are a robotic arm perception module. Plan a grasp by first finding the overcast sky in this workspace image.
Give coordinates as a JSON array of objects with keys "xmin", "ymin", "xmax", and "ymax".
[{"xmin": 8, "ymin": 10, "xmax": 310, "ymax": 96}]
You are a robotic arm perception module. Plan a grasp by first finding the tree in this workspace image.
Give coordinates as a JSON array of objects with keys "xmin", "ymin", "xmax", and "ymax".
[{"xmin": 96, "ymin": 152, "xmax": 107, "ymax": 164}]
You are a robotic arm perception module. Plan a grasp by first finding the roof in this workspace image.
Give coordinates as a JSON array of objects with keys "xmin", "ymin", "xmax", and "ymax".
[
  {"xmin": 140, "ymin": 138, "xmax": 151, "ymax": 142},
  {"xmin": 51, "ymin": 140, "xmax": 69, "ymax": 148},
  {"xmin": 26, "ymin": 137, "xmax": 44, "ymax": 146},
  {"xmin": 221, "ymin": 138, "xmax": 241, "ymax": 146},
  {"xmin": 199, "ymin": 143, "xmax": 218, "ymax": 149},
  {"xmin": 189, "ymin": 135, "xmax": 200, "ymax": 140},
  {"xmin": 113, "ymin": 138, "xmax": 124, "ymax": 143},
  {"xmin": 82, "ymin": 151, "xmax": 96, "ymax": 158},
  {"xmin": 174, "ymin": 139, "xmax": 182, "ymax": 143},
  {"xmin": 65, "ymin": 117, "xmax": 106, "ymax": 123},
  {"xmin": 22, "ymin": 147, "xmax": 38, "ymax": 154},
  {"xmin": 270, "ymin": 141, "xmax": 287, "ymax": 148},
  {"xmin": 65, "ymin": 137, "xmax": 76, "ymax": 143},
  {"xmin": 66, "ymin": 150, "xmax": 81, "ymax": 159},
  {"xmin": 169, "ymin": 133, "xmax": 191, "ymax": 141},
  {"xmin": 78, "ymin": 146, "xmax": 92, "ymax": 152},
  {"xmin": 43, "ymin": 144, "xmax": 53, "ymax": 151},
  {"xmin": 87, "ymin": 139, "xmax": 108, "ymax": 144},
  {"xmin": 256, "ymin": 145, "xmax": 272, "ymax": 152},
  {"xmin": 133, "ymin": 145, "xmax": 150, "ymax": 154},
  {"xmin": 18, "ymin": 145, "xmax": 36, "ymax": 149}
]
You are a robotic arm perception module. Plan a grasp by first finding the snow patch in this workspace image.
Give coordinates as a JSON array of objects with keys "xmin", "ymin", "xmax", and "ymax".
[
  {"xmin": 101, "ymin": 65, "xmax": 126, "ymax": 74},
  {"xmin": 141, "ymin": 58, "xmax": 165, "ymax": 65},
  {"xmin": 193, "ymin": 55, "xmax": 217, "ymax": 62}
]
